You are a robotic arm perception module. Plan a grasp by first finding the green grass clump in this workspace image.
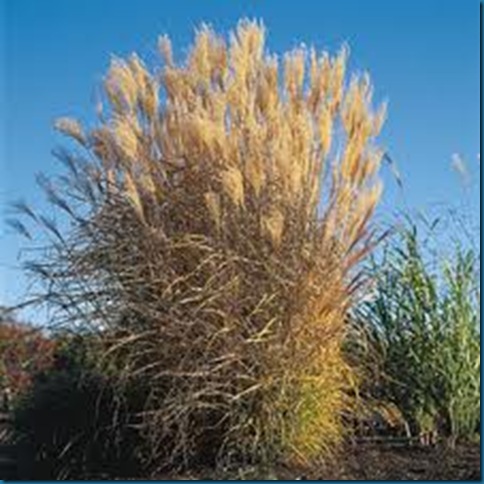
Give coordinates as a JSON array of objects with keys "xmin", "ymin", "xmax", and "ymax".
[{"xmin": 355, "ymin": 218, "xmax": 480, "ymax": 443}]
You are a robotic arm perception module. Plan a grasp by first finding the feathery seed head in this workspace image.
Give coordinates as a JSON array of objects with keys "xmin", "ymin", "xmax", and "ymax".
[
  {"xmin": 41, "ymin": 20, "xmax": 387, "ymax": 469},
  {"xmin": 54, "ymin": 117, "xmax": 86, "ymax": 145}
]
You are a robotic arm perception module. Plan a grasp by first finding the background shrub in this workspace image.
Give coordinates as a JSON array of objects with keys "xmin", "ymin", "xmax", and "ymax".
[
  {"xmin": 0, "ymin": 308, "xmax": 55, "ymax": 400},
  {"xmin": 13, "ymin": 334, "xmax": 148, "ymax": 479}
]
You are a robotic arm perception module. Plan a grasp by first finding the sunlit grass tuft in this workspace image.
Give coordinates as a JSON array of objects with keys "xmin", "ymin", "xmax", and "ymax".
[{"xmin": 17, "ymin": 19, "xmax": 386, "ymax": 471}]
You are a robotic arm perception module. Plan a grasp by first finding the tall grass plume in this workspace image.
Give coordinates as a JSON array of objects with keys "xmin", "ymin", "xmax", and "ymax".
[{"xmin": 16, "ymin": 20, "xmax": 386, "ymax": 471}]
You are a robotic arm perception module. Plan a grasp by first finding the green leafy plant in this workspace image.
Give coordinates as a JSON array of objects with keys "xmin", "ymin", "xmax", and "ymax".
[{"xmin": 355, "ymin": 217, "xmax": 480, "ymax": 444}]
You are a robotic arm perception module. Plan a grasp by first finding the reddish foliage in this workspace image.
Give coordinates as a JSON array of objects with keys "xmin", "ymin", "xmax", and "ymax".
[{"xmin": 0, "ymin": 317, "xmax": 56, "ymax": 397}]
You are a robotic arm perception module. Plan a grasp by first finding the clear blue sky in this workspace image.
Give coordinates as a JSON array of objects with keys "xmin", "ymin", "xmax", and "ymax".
[{"xmin": 0, "ymin": 0, "xmax": 480, "ymax": 313}]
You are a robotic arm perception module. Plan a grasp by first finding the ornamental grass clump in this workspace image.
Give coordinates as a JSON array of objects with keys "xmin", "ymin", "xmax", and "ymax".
[
  {"xmin": 18, "ymin": 20, "xmax": 386, "ymax": 471},
  {"xmin": 355, "ymin": 219, "xmax": 480, "ymax": 444}
]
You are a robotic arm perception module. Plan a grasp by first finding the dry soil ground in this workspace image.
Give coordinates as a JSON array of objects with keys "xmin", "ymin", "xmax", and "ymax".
[{"xmin": 147, "ymin": 441, "xmax": 481, "ymax": 481}]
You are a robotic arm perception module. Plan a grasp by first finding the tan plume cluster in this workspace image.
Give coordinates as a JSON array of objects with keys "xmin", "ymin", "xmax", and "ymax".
[
  {"xmin": 42, "ymin": 19, "xmax": 387, "ymax": 469},
  {"xmin": 67, "ymin": 19, "xmax": 386, "ymax": 253}
]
